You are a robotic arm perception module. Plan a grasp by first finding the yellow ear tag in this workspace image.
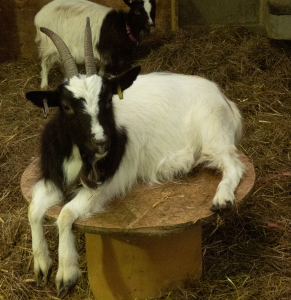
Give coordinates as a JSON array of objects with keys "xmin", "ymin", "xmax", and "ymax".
[{"xmin": 117, "ymin": 85, "xmax": 123, "ymax": 100}]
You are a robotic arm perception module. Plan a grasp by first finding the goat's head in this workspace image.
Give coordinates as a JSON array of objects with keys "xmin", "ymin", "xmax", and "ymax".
[
  {"xmin": 26, "ymin": 18, "xmax": 140, "ymax": 160},
  {"xmin": 124, "ymin": 0, "xmax": 156, "ymax": 32}
]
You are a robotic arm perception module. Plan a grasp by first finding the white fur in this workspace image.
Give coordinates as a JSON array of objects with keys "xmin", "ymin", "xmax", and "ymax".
[
  {"xmin": 30, "ymin": 72, "xmax": 244, "ymax": 293},
  {"xmin": 62, "ymin": 144, "xmax": 83, "ymax": 184},
  {"xmin": 144, "ymin": 0, "xmax": 154, "ymax": 25},
  {"xmin": 67, "ymin": 75, "xmax": 105, "ymax": 141},
  {"xmin": 29, "ymin": 179, "xmax": 63, "ymax": 282},
  {"xmin": 35, "ymin": 0, "xmax": 111, "ymax": 88}
]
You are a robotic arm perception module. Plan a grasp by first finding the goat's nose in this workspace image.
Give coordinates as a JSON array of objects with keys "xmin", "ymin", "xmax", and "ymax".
[
  {"xmin": 148, "ymin": 21, "xmax": 155, "ymax": 31},
  {"xmin": 90, "ymin": 137, "xmax": 110, "ymax": 154},
  {"xmin": 91, "ymin": 137, "xmax": 107, "ymax": 146}
]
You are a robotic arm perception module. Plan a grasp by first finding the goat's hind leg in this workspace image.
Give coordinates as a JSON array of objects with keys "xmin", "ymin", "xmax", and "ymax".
[
  {"xmin": 29, "ymin": 179, "xmax": 62, "ymax": 286},
  {"xmin": 40, "ymin": 54, "xmax": 57, "ymax": 89},
  {"xmin": 209, "ymin": 146, "xmax": 245, "ymax": 212}
]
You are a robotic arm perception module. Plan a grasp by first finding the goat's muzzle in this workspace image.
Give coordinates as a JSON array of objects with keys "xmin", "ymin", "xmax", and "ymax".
[
  {"xmin": 145, "ymin": 21, "xmax": 155, "ymax": 32},
  {"xmin": 86, "ymin": 137, "xmax": 109, "ymax": 158}
]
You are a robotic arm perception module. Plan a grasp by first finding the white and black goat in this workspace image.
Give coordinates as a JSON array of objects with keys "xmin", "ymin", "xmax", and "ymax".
[
  {"xmin": 25, "ymin": 18, "xmax": 244, "ymax": 298},
  {"xmin": 35, "ymin": 0, "xmax": 156, "ymax": 88}
]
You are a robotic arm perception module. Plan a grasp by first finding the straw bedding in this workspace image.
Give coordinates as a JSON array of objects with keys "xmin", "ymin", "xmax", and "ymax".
[{"xmin": 1, "ymin": 26, "xmax": 291, "ymax": 299}]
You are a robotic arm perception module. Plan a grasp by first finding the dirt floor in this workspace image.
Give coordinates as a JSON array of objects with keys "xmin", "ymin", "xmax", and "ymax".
[{"xmin": 1, "ymin": 26, "xmax": 291, "ymax": 299}]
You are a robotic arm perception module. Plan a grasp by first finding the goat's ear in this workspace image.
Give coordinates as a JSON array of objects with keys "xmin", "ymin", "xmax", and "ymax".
[
  {"xmin": 25, "ymin": 91, "xmax": 60, "ymax": 107},
  {"xmin": 110, "ymin": 66, "xmax": 141, "ymax": 94}
]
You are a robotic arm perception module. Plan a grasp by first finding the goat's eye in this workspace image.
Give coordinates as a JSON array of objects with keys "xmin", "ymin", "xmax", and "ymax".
[
  {"xmin": 62, "ymin": 103, "xmax": 71, "ymax": 111},
  {"xmin": 135, "ymin": 9, "xmax": 141, "ymax": 15}
]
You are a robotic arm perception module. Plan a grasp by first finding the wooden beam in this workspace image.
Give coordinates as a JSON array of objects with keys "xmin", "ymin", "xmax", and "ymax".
[{"xmin": 171, "ymin": 0, "xmax": 179, "ymax": 30}]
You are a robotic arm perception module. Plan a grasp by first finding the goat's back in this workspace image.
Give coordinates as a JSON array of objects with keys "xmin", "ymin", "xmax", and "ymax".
[
  {"xmin": 112, "ymin": 73, "xmax": 242, "ymax": 182},
  {"xmin": 35, "ymin": 0, "xmax": 112, "ymax": 62},
  {"xmin": 114, "ymin": 73, "xmax": 241, "ymax": 140}
]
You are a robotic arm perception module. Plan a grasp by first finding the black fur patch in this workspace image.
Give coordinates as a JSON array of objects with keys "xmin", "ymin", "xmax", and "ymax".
[
  {"xmin": 38, "ymin": 84, "xmax": 98, "ymax": 197},
  {"xmin": 97, "ymin": 10, "xmax": 135, "ymax": 74},
  {"xmin": 149, "ymin": 0, "xmax": 156, "ymax": 26},
  {"xmin": 97, "ymin": 0, "xmax": 155, "ymax": 75},
  {"xmin": 40, "ymin": 110, "xmax": 73, "ymax": 192},
  {"xmin": 95, "ymin": 127, "xmax": 128, "ymax": 182},
  {"xmin": 94, "ymin": 78, "xmax": 128, "ymax": 181}
]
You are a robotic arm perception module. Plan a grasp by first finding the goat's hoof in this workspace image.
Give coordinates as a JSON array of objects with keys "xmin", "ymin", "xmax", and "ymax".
[
  {"xmin": 56, "ymin": 279, "xmax": 76, "ymax": 299},
  {"xmin": 36, "ymin": 266, "xmax": 52, "ymax": 287},
  {"xmin": 210, "ymin": 204, "xmax": 220, "ymax": 212},
  {"xmin": 210, "ymin": 200, "xmax": 233, "ymax": 212},
  {"xmin": 225, "ymin": 200, "xmax": 233, "ymax": 209}
]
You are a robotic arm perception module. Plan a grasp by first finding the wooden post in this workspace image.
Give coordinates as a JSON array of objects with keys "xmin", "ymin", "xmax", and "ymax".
[{"xmin": 171, "ymin": 0, "xmax": 179, "ymax": 31}]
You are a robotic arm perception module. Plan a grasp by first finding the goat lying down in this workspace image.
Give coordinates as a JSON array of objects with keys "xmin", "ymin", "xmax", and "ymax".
[
  {"xmin": 35, "ymin": 0, "xmax": 156, "ymax": 88},
  {"xmin": 25, "ymin": 19, "xmax": 244, "ymax": 297}
]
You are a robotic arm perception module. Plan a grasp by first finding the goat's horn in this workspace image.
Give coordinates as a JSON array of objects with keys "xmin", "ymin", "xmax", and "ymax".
[
  {"xmin": 40, "ymin": 27, "xmax": 78, "ymax": 80},
  {"xmin": 84, "ymin": 17, "xmax": 97, "ymax": 76}
]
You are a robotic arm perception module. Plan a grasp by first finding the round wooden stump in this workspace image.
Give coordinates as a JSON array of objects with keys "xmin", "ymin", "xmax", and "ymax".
[{"xmin": 21, "ymin": 152, "xmax": 256, "ymax": 300}]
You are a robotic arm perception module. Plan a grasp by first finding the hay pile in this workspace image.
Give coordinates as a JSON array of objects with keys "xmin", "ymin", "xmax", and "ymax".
[{"xmin": 1, "ymin": 26, "xmax": 291, "ymax": 299}]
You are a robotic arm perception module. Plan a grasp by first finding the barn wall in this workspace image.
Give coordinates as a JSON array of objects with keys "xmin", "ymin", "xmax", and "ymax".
[
  {"xmin": 179, "ymin": 0, "xmax": 264, "ymax": 32},
  {"xmin": 0, "ymin": 1, "xmax": 21, "ymax": 63},
  {"xmin": 14, "ymin": 0, "xmax": 51, "ymax": 60}
]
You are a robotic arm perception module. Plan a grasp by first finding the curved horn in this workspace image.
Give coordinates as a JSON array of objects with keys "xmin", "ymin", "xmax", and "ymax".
[
  {"xmin": 84, "ymin": 17, "xmax": 97, "ymax": 76},
  {"xmin": 40, "ymin": 27, "xmax": 78, "ymax": 79}
]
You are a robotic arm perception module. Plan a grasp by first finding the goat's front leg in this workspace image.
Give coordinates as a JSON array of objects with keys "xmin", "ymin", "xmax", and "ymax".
[
  {"xmin": 55, "ymin": 188, "xmax": 105, "ymax": 298},
  {"xmin": 29, "ymin": 179, "xmax": 62, "ymax": 286}
]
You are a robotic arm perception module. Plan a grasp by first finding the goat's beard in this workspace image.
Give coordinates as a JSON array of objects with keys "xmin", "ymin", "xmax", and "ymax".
[{"xmin": 78, "ymin": 155, "xmax": 100, "ymax": 190}]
